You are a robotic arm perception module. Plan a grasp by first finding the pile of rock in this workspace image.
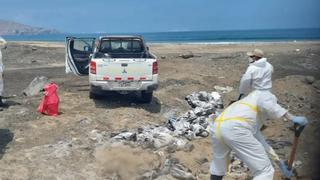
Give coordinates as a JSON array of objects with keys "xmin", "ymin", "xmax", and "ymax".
[
  {"xmin": 168, "ymin": 91, "xmax": 223, "ymax": 139},
  {"xmin": 110, "ymin": 91, "xmax": 224, "ymax": 150},
  {"xmin": 111, "ymin": 126, "xmax": 188, "ymax": 150}
]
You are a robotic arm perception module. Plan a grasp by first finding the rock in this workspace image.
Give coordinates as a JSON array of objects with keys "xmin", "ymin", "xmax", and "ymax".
[
  {"xmin": 266, "ymin": 139, "xmax": 292, "ymax": 149},
  {"xmin": 154, "ymin": 175, "xmax": 176, "ymax": 180},
  {"xmin": 298, "ymin": 96, "xmax": 305, "ymax": 101},
  {"xmin": 15, "ymin": 137, "xmax": 25, "ymax": 143},
  {"xmin": 105, "ymin": 173, "xmax": 121, "ymax": 180},
  {"xmin": 312, "ymin": 80, "xmax": 320, "ymax": 90},
  {"xmin": 161, "ymin": 158, "xmax": 180, "ymax": 174},
  {"xmin": 79, "ymin": 118, "xmax": 92, "ymax": 126},
  {"xmin": 89, "ymin": 130, "xmax": 106, "ymax": 143},
  {"xmin": 192, "ymin": 124, "xmax": 208, "ymax": 137},
  {"xmin": 153, "ymin": 132, "xmax": 175, "ymax": 149},
  {"xmin": 165, "ymin": 114, "xmax": 179, "ymax": 127},
  {"xmin": 195, "ymin": 157, "xmax": 209, "ymax": 165},
  {"xmin": 166, "ymin": 143, "xmax": 178, "ymax": 153},
  {"xmin": 180, "ymin": 51, "xmax": 194, "ymax": 59},
  {"xmin": 183, "ymin": 143, "xmax": 194, "ymax": 152},
  {"xmin": 22, "ymin": 76, "xmax": 49, "ymax": 96},
  {"xmin": 16, "ymin": 107, "xmax": 29, "ymax": 116},
  {"xmin": 184, "ymin": 131, "xmax": 195, "ymax": 141},
  {"xmin": 170, "ymin": 164, "xmax": 195, "ymax": 180},
  {"xmin": 199, "ymin": 162, "xmax": 210, "ymax": 174},
  {"xmin": 214, "ymin": 85, "xmax": 233, "ymax": 94},
  {"xmin": 228, "ymin": 156, "xmax": 250, "ymax": 179},
  {"xmin": 294, "ymin": 160, "xmax": 303, "ymax": 168},
  {"xmin": 112, "ymin": 132, "xmax": 137, "ymax": 141},
  {"xmin": 175, "ymin": 139, "xmax": 187, "ymax": 149},
  {"xmin": 305, "ymin": 76, "xmax": 315, "ymax": 84},
  {"xmin": 139, "ymin": 170, "xmax": 158, "ymax": 180},
  {"xmin": 167, "ymin": 139, "xmax": 187, "ymax": 153},
  {"xmin": 197, "ymin": 174, "xmax": 210, "ymax": 179}
]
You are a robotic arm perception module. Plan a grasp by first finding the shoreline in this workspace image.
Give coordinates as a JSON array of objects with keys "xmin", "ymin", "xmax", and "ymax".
[{"xmin": 7, "ymin": 39, "xmax": 320, "ymax": 47}]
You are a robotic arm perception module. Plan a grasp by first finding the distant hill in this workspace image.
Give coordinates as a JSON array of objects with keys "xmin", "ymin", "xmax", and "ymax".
[{"xmin": 0, "ymin": 19, "xmax": 60, "ymax": 35}]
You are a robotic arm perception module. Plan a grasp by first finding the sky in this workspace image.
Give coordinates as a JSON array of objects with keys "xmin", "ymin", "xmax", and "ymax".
[{"xmin": 0, "ymin": 0, "xmax": 319, "ymax": 33}]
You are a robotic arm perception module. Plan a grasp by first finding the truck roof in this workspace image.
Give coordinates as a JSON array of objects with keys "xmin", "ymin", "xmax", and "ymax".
[{"xmin": 99, "ymin": 35, "xmax": 143, "ymax": 39}]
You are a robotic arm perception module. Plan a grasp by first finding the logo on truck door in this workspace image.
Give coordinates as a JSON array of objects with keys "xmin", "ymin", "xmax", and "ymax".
[{"xmin": 122, "ymin": 69, "xmax": 127, "ymax": 74}]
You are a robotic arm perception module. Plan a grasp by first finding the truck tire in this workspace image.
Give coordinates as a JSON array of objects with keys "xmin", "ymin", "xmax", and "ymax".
[{"xmin": 141, "ymin": 91, "xmax": 153, "ymax": 103}]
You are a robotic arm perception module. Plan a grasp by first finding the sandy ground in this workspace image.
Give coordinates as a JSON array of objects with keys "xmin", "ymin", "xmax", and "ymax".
[{"xmin": 0, "ymin": 41, "xmax": 319, "ymax": 180}]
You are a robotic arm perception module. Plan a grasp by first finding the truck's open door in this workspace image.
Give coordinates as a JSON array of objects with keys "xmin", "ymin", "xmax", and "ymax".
[{"xmin": 65, "ymin": 37, "xmax": 96, "ymax": 76}]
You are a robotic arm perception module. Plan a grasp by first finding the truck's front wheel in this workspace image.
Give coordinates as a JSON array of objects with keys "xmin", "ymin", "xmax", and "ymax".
[{"xmin": 141, "ymin": 91, "xmax": 153, "ymax": 103}]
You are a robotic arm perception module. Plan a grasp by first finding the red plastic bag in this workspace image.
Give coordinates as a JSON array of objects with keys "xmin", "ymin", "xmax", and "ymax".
[{"xmin": 37, "ymin": 82, "xmax": 59, "ymax": 116}]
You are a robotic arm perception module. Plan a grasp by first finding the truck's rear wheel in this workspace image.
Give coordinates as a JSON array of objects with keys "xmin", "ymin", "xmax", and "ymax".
[{"xmin": 141, "ymin": 91, "xmax": 153, "ymax": 103}]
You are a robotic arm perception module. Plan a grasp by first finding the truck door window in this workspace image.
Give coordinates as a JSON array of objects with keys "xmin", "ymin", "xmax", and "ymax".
[{"xmin": 73, "ymin": 39, "xmax": 93, "ymax": 52}]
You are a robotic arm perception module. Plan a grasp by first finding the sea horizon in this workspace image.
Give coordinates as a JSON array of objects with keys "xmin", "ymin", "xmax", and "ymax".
[{"xmin": 2, "ymin": 28, "xmax": 320, "ymax": 43}]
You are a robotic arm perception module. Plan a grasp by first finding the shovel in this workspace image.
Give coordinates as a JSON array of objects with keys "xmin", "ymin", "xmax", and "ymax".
[{"xmin": 279, "ymin": 123, "xmax": 305, "ymax": 179}]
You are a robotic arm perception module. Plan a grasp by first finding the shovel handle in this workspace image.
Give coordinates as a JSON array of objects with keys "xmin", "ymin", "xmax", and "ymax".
[
  {"xmin": 288, "ymin": 136, "xmax": 299, "ymax": 170},
  {"xmin": 294, "ymin": 123, "xmax": 305, "ymax": 137},
  {"xmin": 287, "ymin": 123, "xmax": 305, "ymax": 170},
  {"xmin": 238, "ymin": 94, "xmax": 244, "ymax": 100}
]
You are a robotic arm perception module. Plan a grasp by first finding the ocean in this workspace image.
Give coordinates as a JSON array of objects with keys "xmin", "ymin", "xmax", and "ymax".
[{"xmin": 2, "ymin": 28, "xmax": 320, "ymax": 44}]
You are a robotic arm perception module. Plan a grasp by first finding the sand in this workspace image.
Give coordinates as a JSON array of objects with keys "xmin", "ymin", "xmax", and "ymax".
[{"xmin": 0, "ymin": 41, "xmax": 319, "ymax": 179}]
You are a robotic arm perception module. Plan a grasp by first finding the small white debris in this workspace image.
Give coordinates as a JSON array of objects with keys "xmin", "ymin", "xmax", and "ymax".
[
  {"xmin": 214, "ymin": 85, "xmax": 233, "ymax": 94},
  {"xmin": 294, "ymin": 160, "xmax": 303, "ymax": 168}
]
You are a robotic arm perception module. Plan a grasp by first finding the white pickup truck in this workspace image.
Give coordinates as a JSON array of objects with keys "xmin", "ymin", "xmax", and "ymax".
[{"xmin": 65, "ymin": 35, "xmax": 158, "ymax": 103}]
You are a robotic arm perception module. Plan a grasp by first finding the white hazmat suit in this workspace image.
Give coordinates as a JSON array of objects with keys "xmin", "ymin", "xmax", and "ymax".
[
  {"xmin": 210, "ymin": 90, "xmax": 287, "ymax": 180},
  {"xmin": 239, "ymin": 56, "xmax": 280, "ymax": 160},
  {"xmin": 0, "ymin": 36, "xmax": 7, "ymax": 97},
  {"xmin": 239, "ymin": 57, "xmax": 273, "ymax": 95}
]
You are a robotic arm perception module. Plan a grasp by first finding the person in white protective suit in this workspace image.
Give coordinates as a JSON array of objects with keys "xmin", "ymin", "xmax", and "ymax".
[
  {"xmin": 210, "ymin": 90, "xmax": 308, "ymax": 180},
  {"xmin": 238, "ymin": 48, "xmax": 280, "ymax": 165},
  {"xmin": 239, "ymin": 48, "xmax": 273, "ymax": 98},
  {"xmin": 0, "ymin": 36, "xmax": 7, "ymax": 107}
]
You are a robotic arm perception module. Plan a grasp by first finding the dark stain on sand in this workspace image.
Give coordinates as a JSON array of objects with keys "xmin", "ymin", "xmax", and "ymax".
[{"xmin": 0, "ymin": 129, "xmax": 14, "ymax": 160}]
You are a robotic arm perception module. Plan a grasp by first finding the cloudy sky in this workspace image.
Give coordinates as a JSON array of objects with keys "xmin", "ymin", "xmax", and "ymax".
[{"xmin": 0, "ymin": 0, "xmax": 319, "ymax": 33}]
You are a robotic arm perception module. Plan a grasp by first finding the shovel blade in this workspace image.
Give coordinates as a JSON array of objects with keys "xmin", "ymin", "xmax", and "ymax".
[{"xmin": 278, "ymin": 160, "xmax": 294, "ymax": 179}]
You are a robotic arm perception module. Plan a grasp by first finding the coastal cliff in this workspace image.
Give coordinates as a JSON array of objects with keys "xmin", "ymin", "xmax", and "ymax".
[{"xmin": 0, "ymin": 19, "xmax": 59, "ymax": 35}]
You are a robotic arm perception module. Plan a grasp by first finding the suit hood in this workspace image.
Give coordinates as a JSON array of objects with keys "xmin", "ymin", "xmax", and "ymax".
[{"xmin": 251, "ymin": 58, "xmax": 267, "ymax": 68}]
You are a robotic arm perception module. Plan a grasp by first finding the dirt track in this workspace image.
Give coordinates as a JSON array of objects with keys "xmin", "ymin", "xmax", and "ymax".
[{"xmin": 0, "ymin": 41, "xmax": 319, "ymax": 179}]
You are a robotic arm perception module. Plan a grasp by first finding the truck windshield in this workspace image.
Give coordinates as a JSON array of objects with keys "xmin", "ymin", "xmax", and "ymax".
[{"xmin": 99, "ymin": 39, "xmax": 144, "ymax": 53}]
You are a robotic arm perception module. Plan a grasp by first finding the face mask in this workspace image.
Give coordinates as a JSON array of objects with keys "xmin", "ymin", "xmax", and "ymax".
[{"xmin": 248, "ymin": 57, "xmax": 254, "ymax": 63}]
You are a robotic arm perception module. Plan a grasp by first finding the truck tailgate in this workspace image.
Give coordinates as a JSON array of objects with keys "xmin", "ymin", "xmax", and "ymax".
[{"xmin": 95, "ymin": 58, "xmax": 154, "ymax": 81}]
